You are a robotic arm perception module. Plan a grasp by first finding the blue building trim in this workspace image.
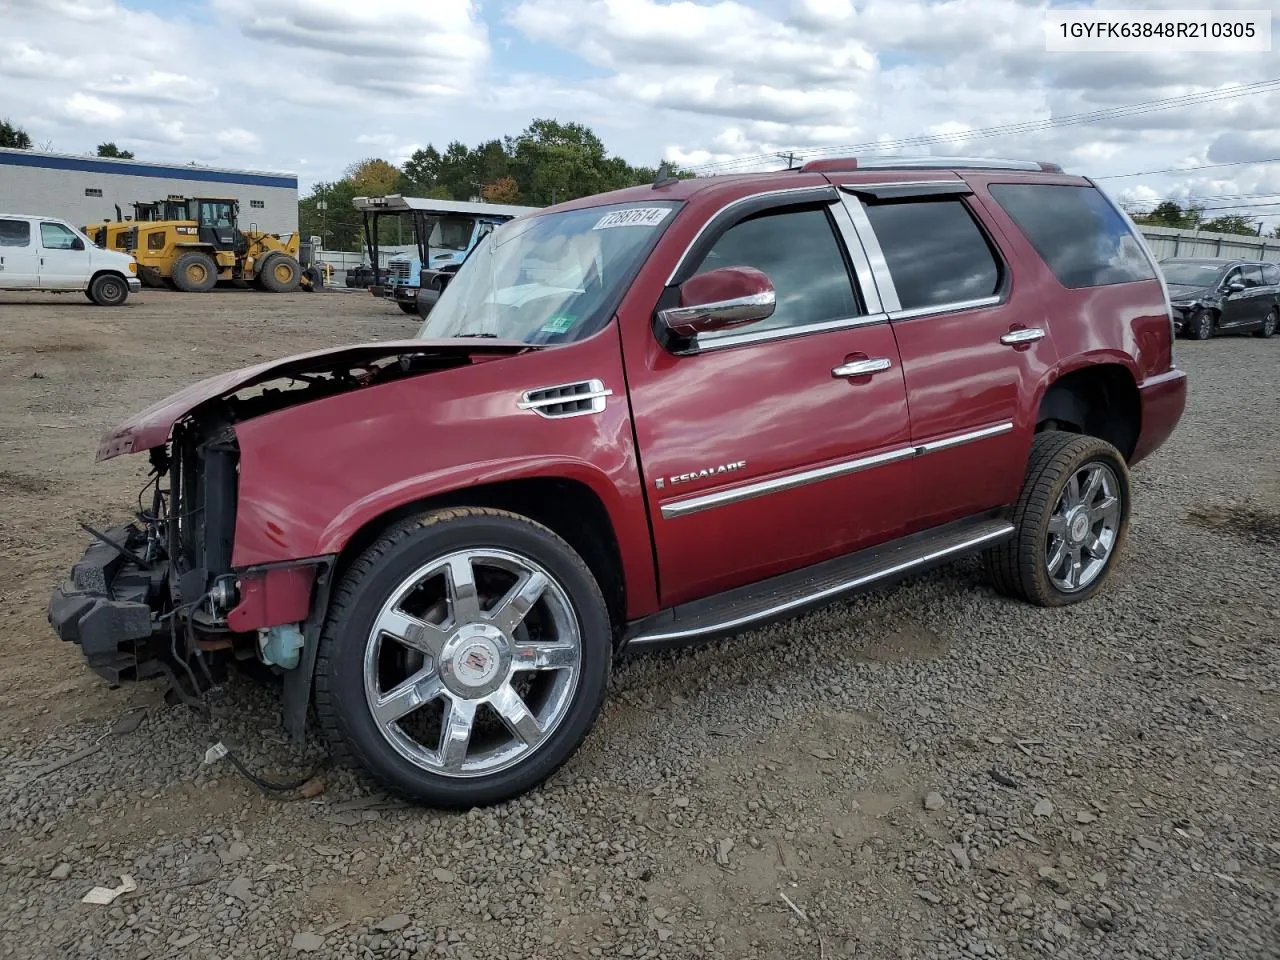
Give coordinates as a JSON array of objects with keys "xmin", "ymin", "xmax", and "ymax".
[{"xmin": 0, "ymin": 151, "xmax": 297, "ymax": 189}]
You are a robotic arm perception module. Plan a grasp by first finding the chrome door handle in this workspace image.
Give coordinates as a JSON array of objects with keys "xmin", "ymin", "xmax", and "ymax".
[
  {"xmin": 832, "ymin": 357, "xmax": 892, "ymax": 377},
  {"xmin": 1000, "ymin": 327, "xmax": 1046, "ymax": 345}
]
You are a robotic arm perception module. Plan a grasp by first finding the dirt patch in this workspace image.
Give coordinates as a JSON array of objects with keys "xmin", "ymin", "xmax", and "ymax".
[
  {"xmin": 1188, "ymin": 503, "xmax": 1280, "ymax": 544},
  {"xmin": 859, "ymin": 622, "xmax": 949, "ymax": 662},
  {"xmin": 0, "ymin": 469, "xmax": 51, "ymax": 495}
]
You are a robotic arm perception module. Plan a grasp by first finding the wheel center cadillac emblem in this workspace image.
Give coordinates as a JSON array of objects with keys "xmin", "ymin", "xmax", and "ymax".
[{"xmin": 454, "ymin": 641, "xmax": 500, "ymax": 685}]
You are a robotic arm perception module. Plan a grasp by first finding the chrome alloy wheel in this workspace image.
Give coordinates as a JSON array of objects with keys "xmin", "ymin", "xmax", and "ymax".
[
  {"xmin": 1045, "ymin": 462, "xmax": 1121, "ymax": 593},
  {"xmin": 362, "ymin": 549, "xmax": 582, "ymax": 778}
]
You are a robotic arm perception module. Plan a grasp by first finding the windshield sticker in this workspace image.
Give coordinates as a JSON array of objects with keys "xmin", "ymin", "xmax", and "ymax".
[
  {"xmin": 539, "ymin": 315, "xmax": 576, "ymax": 334},
  {"xmin": 593, "ymin": 207, "xmax": 672, "ymax": 230}
]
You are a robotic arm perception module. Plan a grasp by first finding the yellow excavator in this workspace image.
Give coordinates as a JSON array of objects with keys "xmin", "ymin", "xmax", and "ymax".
[{"xmin": 86, "ymin": 197, "xmax": 316, "ymax": 292}]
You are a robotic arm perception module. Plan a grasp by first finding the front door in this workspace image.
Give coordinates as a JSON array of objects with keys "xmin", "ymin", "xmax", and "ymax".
[
  {"xmin": 832, "ymin": 180, "xmax": 1058, "ymax": 530},
  {"xmin": 625, "ymin": 195, "xmax": 916, "ymax": 606},
  {"xmin": 37, "ymin": 221, "xmax": 92, "ymax": 289},
  {"xmin": 0, "ymin": 218, "xmax": 38, "ymax": 288}
]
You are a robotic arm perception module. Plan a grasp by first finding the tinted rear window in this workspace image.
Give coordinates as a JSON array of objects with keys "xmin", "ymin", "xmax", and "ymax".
[
  {"xmin": 0, "ymin": 219, "xmax": 30, "ymax": 247},
  {"xmin": 988, "ymin": 183, "xmax": 1155, "ymax": 288},
  {"xmin": 1263, "ymin": 263, "xmax": 1280, "ymax": 286},
  {"xmin": 862, "ymin": 198, "xmax": 1001, "ymax": 311}
]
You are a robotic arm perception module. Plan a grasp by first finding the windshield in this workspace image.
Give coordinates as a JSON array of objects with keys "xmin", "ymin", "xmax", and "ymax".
[
  {"xmin": 428, "ymin": 216, "xmax": 475, "ymax": 253},
  {"xmin": 1161, "ymin": 261, "xmax": 1225, "ymax": 287},
  {"xmin": 417, "ymin": 201, "xmax": 681, "ymax": 345}
]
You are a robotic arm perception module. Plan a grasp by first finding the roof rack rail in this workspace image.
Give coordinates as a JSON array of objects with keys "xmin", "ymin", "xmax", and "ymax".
[{"xmin": 797, "ymin": 156, "xmax": 1064, "ymax": 174}]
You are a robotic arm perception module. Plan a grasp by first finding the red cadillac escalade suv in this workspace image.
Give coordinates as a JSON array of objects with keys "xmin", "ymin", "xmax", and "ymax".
[{"xmin": 50, "ymin": 157, "xmax": 1187, "ymax": 807}]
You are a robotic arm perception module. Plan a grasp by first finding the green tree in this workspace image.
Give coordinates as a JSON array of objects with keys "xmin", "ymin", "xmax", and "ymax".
[
  {"xmin": 401, "ymin": 146, "xmax": 442, "ymax": 194},
  {"xmin": 1199, "ymin": 214, "xmax": 1260, "ymax": 236},
  {"xmin": 0, "ymin": 118, "xmax": 32, "ymax": 149},
  {"xmin": 96, "ymin": 142, "xmax": 134, "ymax": 159}
]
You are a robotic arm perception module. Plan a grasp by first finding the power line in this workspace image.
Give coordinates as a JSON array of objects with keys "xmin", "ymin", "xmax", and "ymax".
[
  {"xmin": 1096, "ymin": 156, "xmax": 1280, "ymax": 180},
  {"xmin": 693, "ymin": 78, "xmax": 1280, "ymax": 174}
]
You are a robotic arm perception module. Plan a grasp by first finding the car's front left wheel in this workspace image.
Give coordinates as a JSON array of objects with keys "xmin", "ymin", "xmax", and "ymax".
[{"xmin": 314, "ymin": 507, "xmax": 611, "ymax": 808}]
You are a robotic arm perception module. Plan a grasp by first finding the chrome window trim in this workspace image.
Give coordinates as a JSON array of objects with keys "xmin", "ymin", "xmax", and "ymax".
[
  {"xmin": 628, "ymin": 522, "xmax": 1015, "ymax": 644},
  {"xmin": 838, "ymin": 193, "xmax": 900, "ymax": 312},
  {"xmin": 693, "ymin": 311, "xmax": 889, "ymax": 353},
  {"xmin": 659, "ymin": 420, "xmax": 1014, "ymax": 519},
  {"xmin": 827, "ymin": 197, "xmax": 883, "ymax": 315},
  {"xmin": 887, "ymin": 295, "xmax": 1003, "ymax": 321},
  {"xmin": 852, "ymin": 157, "xmax": 1047, "ymax": 171},
  {"xmin": 664, "ymin": 186, "xmax": 839, "ymax": 286}
]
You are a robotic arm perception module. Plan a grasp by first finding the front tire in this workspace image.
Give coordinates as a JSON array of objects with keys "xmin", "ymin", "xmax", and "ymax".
[
  {"xmin": 1186, "ymin": 308, "xmax": 1214, "ymax": 340},
  {"xmin": 985, "ymin": 432, "xmax": 1130, "ymax": 607},
  {"xmin": 1253, "ymin": 307, "xmax": 1277, "ymax": 338},
  {"xmin": 257, "ymin": 254, "xmax": 301, "ymax": 292},
  {"xmin": 314, "ymin": 507, "xmax": 611, "ymax": 808},
  {"xmin": 397, "ymin": 301, "xmax": 418, "ymax": 315},
  {"xmin": 172, "ymin": 252, "xmax": 218, "ymax": 292},
  {"xmin": 88, "ymin": 273, "xmax": 129, "ymax": 306}
]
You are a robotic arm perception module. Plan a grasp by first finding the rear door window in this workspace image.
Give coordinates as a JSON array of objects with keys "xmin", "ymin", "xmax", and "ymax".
[
  {"xmin": 861, "ymin": 198, "xmax": 1001, "ymax": 311},
  {"xmin": 988, "ymin": 183, "xmax": 1155, "ymax": 288},
  {"xmin": 1240, "ymin": 264, "xmax": 1265, "ymax": 288},
  {"xmin": 1262, "ymin": 263, "xmax": 1280, "ymax": 286},
  {"xmin": 0, "ymin": 219, "xmax": 31, "ymax": 247}
]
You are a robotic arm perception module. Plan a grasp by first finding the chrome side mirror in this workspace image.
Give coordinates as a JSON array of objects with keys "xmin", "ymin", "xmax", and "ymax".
[{"xmin": 657, "ymin": 265, "xmax": 776, "ymax": 338}]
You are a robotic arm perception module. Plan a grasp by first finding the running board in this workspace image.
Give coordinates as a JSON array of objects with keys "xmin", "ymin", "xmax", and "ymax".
[{"xmin": 622, "ymin": 515, "xmax": 1013, "ymax": 652}]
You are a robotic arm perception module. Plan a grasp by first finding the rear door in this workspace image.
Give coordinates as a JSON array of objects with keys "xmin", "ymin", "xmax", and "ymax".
[
  {"xmin": 37, "ymin": 220, "xmax": 92, "ymax": 289},
  {"xmin": 833, "ymin": 178, "xmax": 1057, "ymax": 529},
  {"xmin": 624, "ymin": 189, "xmax": 917, "ymax": 606},
  {"xmin": 0, "ymin": 218, "xmax": 38, "ymax": 288},
  {"xmin": 1237, "ymin": 263, "xmax": 1268, "ymax": 327}
]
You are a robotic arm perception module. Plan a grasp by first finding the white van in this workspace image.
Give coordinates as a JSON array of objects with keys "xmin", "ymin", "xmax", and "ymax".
[{"xmin": 0, "ymin": 214, "xmax": 141, "ymax": 305}]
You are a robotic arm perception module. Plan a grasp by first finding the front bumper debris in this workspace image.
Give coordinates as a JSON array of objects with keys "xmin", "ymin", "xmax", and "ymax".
[{"xmin": 47, "ymin": 524, "xmax": 167, "ymax": 683}]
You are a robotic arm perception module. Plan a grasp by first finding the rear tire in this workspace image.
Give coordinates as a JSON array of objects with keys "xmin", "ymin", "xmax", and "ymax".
[
  {"xmin": 172, "ymin": 252, "xmax": 218, "ymax": 292},
  {"xmin": 258, "ymin": 254, "xmax": 301, "ymax": 292},
  {"xmin": 985, "ymin": 431, "xmax": 1130, "ymax": 607},
  {"xmin": 1253, "ymin": 307, "xmax": 1277, "ymax": 338},
  {"xmin": 1186, "ymin": 308, "xmax": 1214, "ymax": 340},
  {"xmin": 314, "ymin": 507, "xmax": 612, "ymax": 808},
  {"xmin": 397, "ymin": 301, "xmax": 418, "ymax": 315},
  {"xmin": 88, "ymin": 273, "xmax": 129, "ymax": 306}
]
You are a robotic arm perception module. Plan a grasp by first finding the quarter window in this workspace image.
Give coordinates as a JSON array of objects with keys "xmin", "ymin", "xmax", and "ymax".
[
  {"xmin": 1262, "ymin": 263, "xmax": 1280, "ymax": 286},
  {"xmin": 691, "ymin": 206, "xmax": 861, "ymax": 338},
  {"xmin": 39, "ymin": 222, "xmax": 80, "ymax": 250},
  {"xmin": 0, "ymin": 218, "xmax": 31, "ymax": 247},
  {"xmin": 861, "ymin": 198, "xmax": 1001, "ymax": 311},
  {"xmin": 988, "ymin": 183, "xmax": 1155, "ymax": 289}
]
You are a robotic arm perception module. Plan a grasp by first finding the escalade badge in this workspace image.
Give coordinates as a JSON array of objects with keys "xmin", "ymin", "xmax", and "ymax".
[{"xmin": 655, "ymin": 460, "xmax": 746, "ymax": 489}]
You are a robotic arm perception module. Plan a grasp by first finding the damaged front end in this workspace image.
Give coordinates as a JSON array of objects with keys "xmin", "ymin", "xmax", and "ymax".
[{"xmin": 48, "ymin": 419, "xmax": 330, "ymax": 715}]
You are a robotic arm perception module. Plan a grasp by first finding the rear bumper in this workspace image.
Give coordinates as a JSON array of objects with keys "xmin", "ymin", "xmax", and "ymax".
[
  {"xmin": 47, "ymin": 524, "xmax": 165, "ymax": 682},
  {"xmin": 1131, "ymin": 368, "xmax": 1188, "ymax": 465}
]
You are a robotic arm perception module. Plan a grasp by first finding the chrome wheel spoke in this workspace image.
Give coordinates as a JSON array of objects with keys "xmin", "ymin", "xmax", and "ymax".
[
  {"xmin": 375, "ymin": 608, "xmax": 449, "ymax": 659},
  {"xmin": 373, "ymin": 670, "xmax": 442, "ymax": 725},
  {"xmin": 490, "ymin": 571, "xmax": 549, "ymax": 635},
  {"xmin": 491, "ymin": 683, "xmax": 544, "ymax": 745},
  {"xmin": 1047, "ymin": 538, "xmax": 1068, "ymax": 574},
  {"xmin": 438, "ymin": 697, "xmax": 477, "ymax": 771},
  {"xmin": 1080, "ymin": 467, "xmax": 1103, "ymax": 506},
  {"xmin": 512, "ymin": 642, "xmax": 578, "ymax": 671},
  {"xmin": 1084, "ymin": 534, "xmax": 1107, "ymax": 560},
  {"xmin": 1091, "ymin": 496, "xmax": 1120, "ymax": 526},
  {"xmin": 1048, "ymin": 515, "xmax": 1069, "ymax": 539},
  {"xmin": 1067, "ymin": 546, "xmax": 1084, "ymax": 589},
  {"xmin": 446, "ymin": 555, "xmax": 482, "ymax": 624}
]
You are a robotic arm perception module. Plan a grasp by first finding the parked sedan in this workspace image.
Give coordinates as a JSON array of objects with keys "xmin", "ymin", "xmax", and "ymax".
[{"xmin": 1161, "ymin": 258, "xmax": 1279, "ymax": 339}]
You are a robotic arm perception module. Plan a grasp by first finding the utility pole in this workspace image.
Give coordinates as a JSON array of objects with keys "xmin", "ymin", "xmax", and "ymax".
[{"xmin": 776, "ymin": 151, "xmax": 799, "ymax": 170}]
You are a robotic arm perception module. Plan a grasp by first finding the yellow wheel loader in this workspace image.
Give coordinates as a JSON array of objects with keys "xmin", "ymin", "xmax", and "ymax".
[{"xmin": 87, "ymin": 198, "xmax": 314, "ymax": 293}]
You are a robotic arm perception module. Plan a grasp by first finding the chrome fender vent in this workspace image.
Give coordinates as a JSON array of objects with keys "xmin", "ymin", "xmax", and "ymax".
[{"xmin": 517, "ymin": 379, "xmax": 613, "ymax": 419}]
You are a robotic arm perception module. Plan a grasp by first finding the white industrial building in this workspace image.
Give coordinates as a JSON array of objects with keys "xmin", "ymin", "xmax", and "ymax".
[{"xmin": 0, "ymin": 148, "xmax": 298, "ymax": 235}]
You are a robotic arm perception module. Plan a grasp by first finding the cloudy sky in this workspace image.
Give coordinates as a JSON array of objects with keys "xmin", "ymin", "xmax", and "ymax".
[{"xmin": 2, "ymin": 0, "xmax": 1278, "ymax": 225}]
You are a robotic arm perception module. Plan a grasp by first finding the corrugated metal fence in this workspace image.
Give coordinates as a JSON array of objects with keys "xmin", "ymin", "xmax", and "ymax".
[{"xmin": 1140, "ymin": 226, "xmax": 1280, "ymax": 262}]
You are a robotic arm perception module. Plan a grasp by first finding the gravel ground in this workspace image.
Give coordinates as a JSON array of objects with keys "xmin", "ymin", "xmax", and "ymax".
[{"xmin": 1, "ymin": 289, "xmax": 1277, "ymax": 959}]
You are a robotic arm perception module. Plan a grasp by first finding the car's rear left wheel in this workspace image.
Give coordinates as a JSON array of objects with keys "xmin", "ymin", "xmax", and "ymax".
[
  {"xmin": 314, "ymin": 507, "xmax": 611, "ymax": 807},
  {"xmin": 1254, "ymin": 307, "xmax": 1277, "ymax": 338},
  {"xmin": 986, "ymin": 431, "xmax": 1131, "ymax": 607}
]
